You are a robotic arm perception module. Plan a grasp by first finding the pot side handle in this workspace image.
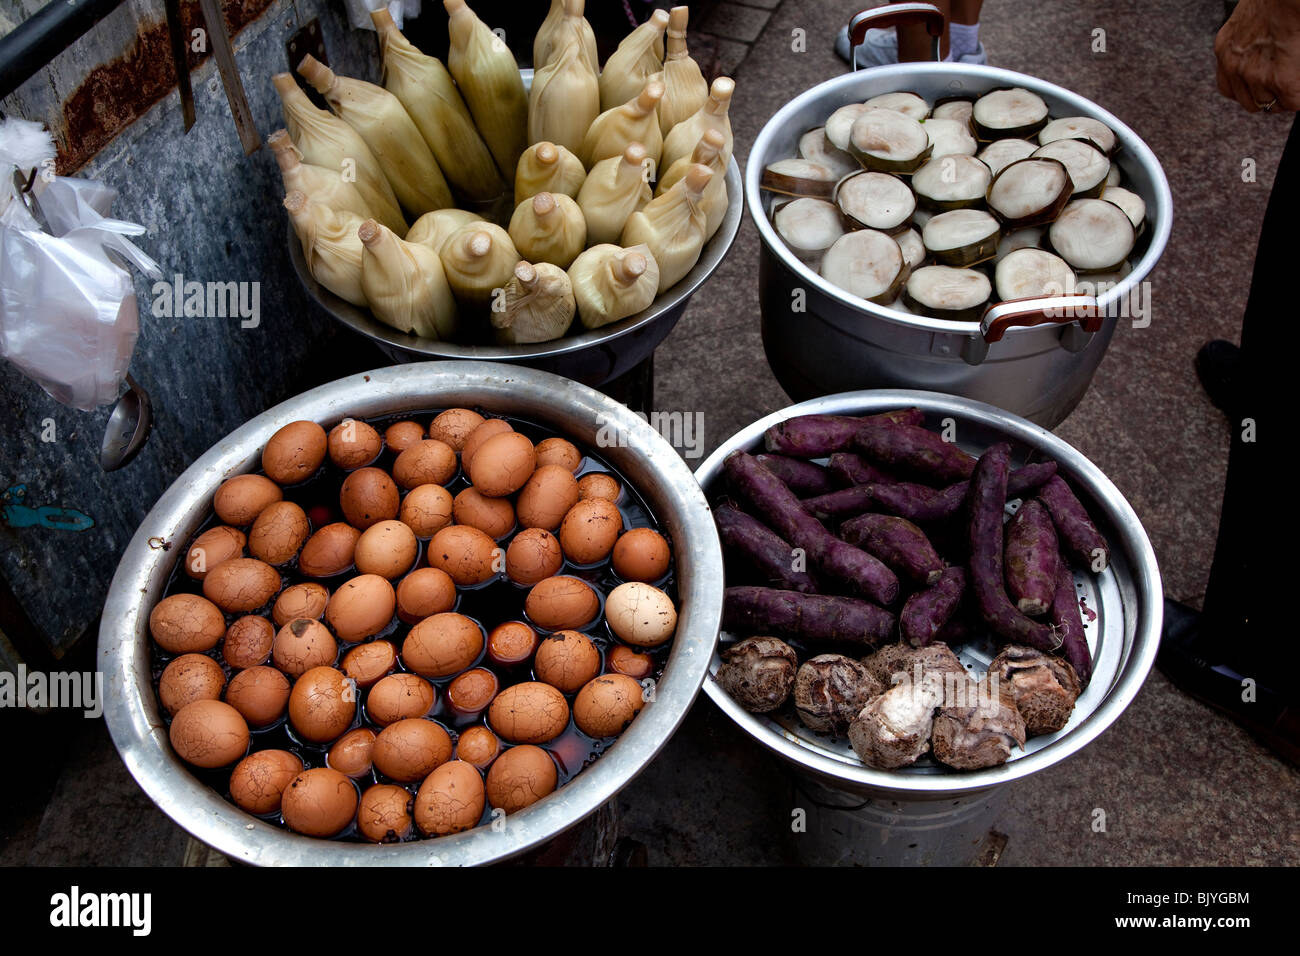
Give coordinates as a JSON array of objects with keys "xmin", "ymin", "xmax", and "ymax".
[
  {"xmin": 848, "ymin": 3, "xmax": 946, "ymax": 69},
  {"xmin": 980, "ymin": 294, "xmax": 1102, "ymax": 344}
]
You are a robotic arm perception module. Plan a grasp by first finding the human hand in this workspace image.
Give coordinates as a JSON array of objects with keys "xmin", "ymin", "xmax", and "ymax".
[{"xmin": 1215, "ymin": 0, "xmax": 1300, "ymax": 112}]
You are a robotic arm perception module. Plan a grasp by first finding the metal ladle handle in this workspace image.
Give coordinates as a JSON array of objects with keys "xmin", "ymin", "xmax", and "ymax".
[{"xmin": 847, "ymin": 2, "xmax": 946, "ymax": 70}]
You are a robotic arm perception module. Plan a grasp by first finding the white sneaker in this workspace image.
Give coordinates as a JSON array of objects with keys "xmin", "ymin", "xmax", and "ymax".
[{"xmin": 834, "ymin": 25, "xmax": 899, "ymax": 68}]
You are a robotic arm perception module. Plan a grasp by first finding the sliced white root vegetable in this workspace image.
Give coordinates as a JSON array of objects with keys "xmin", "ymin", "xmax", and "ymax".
[
  {"xmin": 1032, "ymin": 139, "xmax": 1110, "ymax": 197},
  {"xmin": 972, "ymin": 88, "xmax": 1050, "ymax": 140},
  {"xmin": 911, "ymin": 208, "xmax": 934, "ymax": 230},
  {"xmin": 835, "ymin": 170, "xmax": 916, "ymax": 231},
  {"xmin": 826, "ymin": 103, "xmax": 871, "ymax": 151},
  {"xmin": 1100, "ymin": 185, "xmax": 1146, "ymax": 229},
  {"xmin": 774, "ymin": 197, "xmax": 847, "ymax": 260},
  {"xmin": 911, "ymin": 154, "xmax": 992, "ymax": 209},
  {"xmin": 922, "ymin": 208, "xmax": 1000, "ymax": 267},
  {"xmin": 864, "ymin": 91, "xmax": 931, "ymax": 121},
  {"xmin": 820, "ymin": 229, "xmax": 909, "ymax": 304},
  {"xmin": 896, "ymin": 227, "xmax": 926, "ymax": 270},
  {"xmin": 1073, "ymin": 259, "xmax": 1132, "ymax": 296},
  {"xmin": 798, "ymin": 127, "xmax": 861, "ymax": 180},
  {"xmin": 761, "ymin": 159, "xmax": 840, "ymax": 198},
  {"xmin": 1047, "ymin": 198, "xmax": 1136, "ymax": 272},
  {"xmin": 1038, "ymin": 116, "xmax": 1117, "ymax": 155},
  {"xmin": 848, "ymin": 108, "xmax": 932, "ymax": 174},
  {"xmin": 1105, "ymin": 164, "xmax": 1122, "ymax": 187},
  {"xmin": 996, "ymin": 225, "xmax": 1045, "ymax": 258},
  {"xmin": 995, "ymin": 248, "xmax": 1077, "ymax": 300},
  {"xmin": 931, "ymin": 98, "xmax": 974, "ymax": 125},
  {"xmin": 978, "ymin": 138, "xmax": 1038, "ymax": 176},
  {"xmin": 922, "ymin": 118, "xmax": 978, "ymax": 158},
  {"xmin": 986, "ymin": 157, "xmax": 1073, "ymax": 227},
  {"xmin": 903, "ymin": 265, "xmax": 991, "ymax": 321}
]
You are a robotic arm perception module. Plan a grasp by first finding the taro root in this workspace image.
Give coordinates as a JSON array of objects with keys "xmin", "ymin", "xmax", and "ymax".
[
  {"xmin": 715, "ymin": 637, "xmax": 799, "ymax": 713},
  {"xmin": 861, "ymin": 640, "xmax": 966, "ymax": 691},
  {"xmin": 988, "ymin": 644, "xmax": 1082, "ymax": 736},
  {"xmin": 793, "ymin": 654, "xmax": 884, "ymax": 734},
  {"xmin": 930, "ymin": 679, "xmax": 1027, "ymax": 770},
  {"xmin": 848, "ymin": 674, "xmax": 943, "ymax": 769}
]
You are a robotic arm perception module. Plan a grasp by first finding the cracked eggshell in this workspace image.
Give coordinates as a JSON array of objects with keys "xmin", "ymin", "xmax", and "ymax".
[
  {"xmin": 340, "ymin": 639, "xmax": 398, "ymax": 688},
  {"xmin": 328, "ymin": 418, "xmax": 382, "ymax": 470},
  {"xmin": 384, "ymin": 420, "xmax": 427, "ymax": 453},
  {"xmin": 505, "ymin": 528, "xmax": 563, "ymax": 586},
  {"xmin": 453, "ymin": 487, "xmax": 517, "ymax": 539},
  {"xmin": 516, "ymin": 465, "xmax": 580, "ymax": 531},
  {"xmin": 262, "ymin": 420, "xmax": 328, "ymax": 485},
  {"xmin": 487, "ymin": 681, "xmax": 570, "ymax": 744},
  {"xmin": 428, "ymin": 408, "xmax": 486, "ymax": 452},
  {"xmin": 611, "ymin": 528, "xmax": 671, "ymax": 583},
  {"xmin": 456, "ymin": 726, "xmax": 502, "ymax": 769},
  {"xmin": 366, "ymin": 672, "xmax": 436, "ymax": 725},
  {"xmin": 577, "ymin": 472, "xmax": 620, "ymax": 502},
  {"xmin": 358, "ymin": 783, "xmax": 414, "ymax": 842},
  {"xmin": 298, "ymin": 523, "xmax": 361, "ymax": 578},
  {"xmin": 354, "ymin": 520, "xmax": 419, "ymax": 580},
  {"xmin": 395, "ymin": 568, "xmax": 457, "ymax": 624},
  {"xmin": 485, "ymin": 744, "xmax": 557, "ymax": 813},
  {"xmin": 272, "ymin": 618, "xmax": 338, "ymax": 677},
  {"xmin": 399, "ymin": 483, "xmax": 454, "ymax": 538},
  {"xmin": 340, "ymin": 467, "xmax": 401, "ymax": 530},
  {"xmin": 371, "ymin": 718, "xmax": 453, "ymax": 782},
  {"xmin": 222, "ymin": 615, "xmax": 274, "ymax": 669},
  {"xmin": 325, "ymin": 574, "xmax": 397, "ymax": 643},
  {"xmin": 229, "ymin": 749, "xmax": 303, "ymax": 815},
  {"xmin": 535, "ymin": 631, "xmax": 601, "ymax": 693},
  {"xmin": 573, "ymin": 673, "xmax": 646, "ymax": 738},
  {"xmin": 185, "ymin": 525, "xmax": 245, "ymax": 579},
  {"xmin": 525, "ymin": 576, "xmax": 601, "ymax": 631},
  {"xmin": 282, "ymin": 767, "xmax": 358, "ymax": 837},
  {"xmin": 393, "ymin": 439, "xmax": 458, "ymax": 489},
  {"xmin": 329, "ymin": 727, "xmax": 378, "ymax": 778},
  {"xmin": 169, "ymin": 699, "xmax": 250, "ymax": 768},
  {"xmin": 288, "ymin": 666, "xmax": 357, "ymax": 744},
  {"xmin": 428, "ymin": 525, "xmax": 500, "ymax": 586},
  {"xmin": 415, "ymin": 759, "xmax": 486, "ymax": 836},
  {"xmin": 225, "ymin": 665, "xmax": 290, "ymax": 728},
  {"xmin": 212, "ymin": 474, "xmax": 283, "ymax": 526},
  {"xmin": 605, "ymin": 581, "xmax": 676, "ymax": 648},
  {"xmin": 535, "ymin": 437, "xmax": 582, "ymax": 472},
  {"xmin": 403, "ymin": 612, "xmax": 485, "ymax": 678},
  {"xmin": 460, "ymin": 418, "xmax": 515, "ymax": 474},
  {"xmin": 272, "ymin": 583, "xmax": 330, "ymax": 627},
  {"xmin": 149, "ymin": 593, "xmax": 226, "ymax": 654},
  {"xmin": 467, "ymin": 431, "xmax": 537, "ymax": 497},
  {"xmin": 158, "ymin": 653, "xmax": 226, "ymax": 716},
  {"xmin": 559, "ymin": 497, "xmax": 623, "ymax": 564},
  {"xmin": 248, "ymin": 500, "xmax": 310, "ymax": 565},
  {"xmin": 202, "ymin": 558, "xmax": 281, "ymax": 613}
]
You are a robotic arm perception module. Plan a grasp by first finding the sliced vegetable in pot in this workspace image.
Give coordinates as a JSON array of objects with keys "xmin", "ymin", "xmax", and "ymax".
[
  {"xmin": 1031, "ymin": 138, "xmax": 1110, "ymax": 198},
  {"xmin": 911, "ymin": 154, "xmax": 992, "ymax": 210},
  {"xmin": 972, "ymin": 87, "xmax": 1050, "ymax": 140},
  {"xmin": 986, "ymin": 157, "xmax": 1073, "ymax": 227},
  {"xmin": 921, "ymin": 208, "xmax": 1000, "ymax": 267},
  {"xmin": 847, "ymin": 108, "xmax": 933, "ymax": 174},
  {"xmin": 902, "ymin": 265, "xmax": 991, "ymax": 322},
  {"xmin": 835, "ymin": 170, "xmax": 916, "ymax": 231},
  {"xmin": 820, "ymin": 229, "xmax": 910, "ymax": 304},
  {"xmin": 1047, "ymin": 198, "xmax": 1136, "ymax": 273}
]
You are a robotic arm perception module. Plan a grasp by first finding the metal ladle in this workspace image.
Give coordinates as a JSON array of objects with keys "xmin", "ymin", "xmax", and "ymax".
[{"xmin": 100, "ymin": 374, "xmax": 152, "ymax": 471}]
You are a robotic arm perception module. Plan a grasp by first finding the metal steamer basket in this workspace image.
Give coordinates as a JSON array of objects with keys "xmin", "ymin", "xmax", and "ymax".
[
  {"xmin": 749, "ymin": 18, "xmax": 1172, "ymax": 427},
  {"xmin": 99, "ymin": 362, "xmax": 724, "ymax": 866},
  {"xmin": 695, "ymin": 390, "xmax": 1162, "ymax": 865}
]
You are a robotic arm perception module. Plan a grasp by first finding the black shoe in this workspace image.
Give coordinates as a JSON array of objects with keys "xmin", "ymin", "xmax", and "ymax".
[{"xmin": 1193, "ymin": 340, "xmax": 1242, "ymax": 415}]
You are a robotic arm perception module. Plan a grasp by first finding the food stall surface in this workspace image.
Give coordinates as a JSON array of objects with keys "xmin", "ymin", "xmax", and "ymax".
[{"xmin": 2, "ymin": 0, "xmax": 1296, "ymax": 866}]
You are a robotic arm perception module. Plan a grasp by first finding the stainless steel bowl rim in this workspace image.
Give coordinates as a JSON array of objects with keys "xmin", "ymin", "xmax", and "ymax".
[
  {"xmin": 99, "ymin": 361, "xmax": 724, "ymax": 865},
  {"xmin": 695, "ymin": 388, "xmax": 1163, "ymax": 795}
]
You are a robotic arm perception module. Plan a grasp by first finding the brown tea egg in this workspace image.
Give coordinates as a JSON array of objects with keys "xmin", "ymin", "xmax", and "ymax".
[
  {"xmin": 247, "ymin": 500, "xmax": 310, "ymax": 566},
  {"xmin": 326, "ymin": 574, "xmax": 396, "ymax": 643},
  {"xmin": 329, "ymin": 727, "xmax": 378, "ymax": 778},
  {"xmin": 340, "ymin": 467, "xmax": 400, "ymax": 530},
  {"xmin": 272, "ymin": 582, "xmax": 330, "ymax": 628},
  {"xmin": 415, "ymin": 760, "xmax": 486, "ymax": 836},
  {"xmin": 149, "ymin": 593, "xmax": 225, "ymax": 654},
  {"xmin": 485, "ymin": 744, "xmax": 557, "ymax": 813},
  {"xmin": 185, "ymin": 525, "xmax": 245, "ymax": 579},
  {"xmin": 516, "ymin": 465, "xmax": 580, "ymax": 531},
  {"xmin": 577, "ymin": 472, "xmax": 621, "ymax": 503},
  {"xmin": 612, "ymin": 528, "xmax": 671, "ymax": 582},
  {"xmin": 272, "ymin": 618, "xmax": 337, "ymax": 676},
  {"xmin": 453, "ymin": 487, "xmax": 516, "ymax": 539},
  {"xmin": 399, "ymin": 483, "xmax": 454, "ymax": 538},
  {"xmin": 396, "ymin": 567, "xmax": 456, "ymax": 624},
  {"xmin": 159, "ymin": 653, "xmax": 226, "ymax": 716},
  {"xmin": 282, "ymin": 767, "xmax": 358, "ymax": 837},
  {"xmin": 225, "ymin": 665, "xmax": 291, "ymax": 727},
  {"xmin": 393, "ymin": 439, "xmax": 457, "ymax": 489},
  {"xmin": 229, "ymin": 749, "xmax": 302, "ymax": 815},
  {"xmin": 525, "ymin": 576, "xmax": 601, "ymax": 631},
  {"xmin": 262, "ymin": 420, "xmax": 328, "ymax": 485},
  {"xmin": 574, "ymin": 674, "xmax": 646, "ymax": 738},
  {"xmin": 288, "ymin": 666, "xmax": 357, "ymax": 744},
  {"xmin": 354, "ymin": 520, "xmax": 418, "ymax": 579},
  {"xmin": 607, "ymin": 645, "xmax": 654, "ymax": 680},
  {"xmin": 456, "ymin": 726, "xmax": 502, "ymax": 769},
  {"xmin": 384, "ymin": 420, "xmax": 426, "ymax": 453},
  {"xmin": 366, "ymin": 673, "xmax": 436, "ymax": 725},
  {"xmin": 535, "ymin": 631, "xmax": 601, "ymax": 693},
  {"xmin": 605, "ymin": 582, "xmax": 677, "ymax": 648},
  {"xmin": 559, "ymin": 498, "xmax": 623, "ymax": 565},
  {"xmin": 340, "ymin": 640, "xmax": 397, "ymax": 688},
  {"xmin": 460, "ymin": 418, "xmax": 514, "ymax": 473},
  {"xmin": 505, "ymin": 528, "xmax": 563, "ymax": 586},
  {"xmin": 468, "ymin": 431, "xmax": 536, "ymax": 497},
  {"xmin": 403, "ymin": 612, "xmax": 484, "ymax": 678},
  {"xmin": 487, "ymin": 682, "xmax": 570, "ymax": 744},
  {"xmin": 487, "ymin": 621, "xmax": 539, "ymax": 668},
  {"xmin": 298, "ymin": 523, "xmax": 360, "ymax": 578},
  {"xmin": 428, "ymin": 525, "xmax": 499, "ymax": 586},
  {"xmin": 213, "ymin": 474, "xmax": 283, "ymax": 526},
  {"xmin": 328, "ymin": 418, "xmax": 382, "ymax": 470},
  {"xmin": 372, "ymin": 718, "xmax": 453, "ymax": 782},
  {"xmin": 358, "ymin": 783, "xmax": 414, "ymax": 842},
  {"xmin": 202, "ymin": 557, "xmax": 281, "ymax": 612},
  {"xmin": 222, "ymin": 615, "xmax": 274, "ymax": 669},
  {"xmin": 535, "ymin": 437, "xmax": 582, "ymax": 473},
  {"xmin": 446, "ymin": 668, "xmax": 500, "ymax": 717},
  {"xmin": 169, "ymin": 699, "xmax": 249, "ymax": 768},
  {"xmin": 429, "ymin": 408, "xmax": 485, "ymax": 451}
]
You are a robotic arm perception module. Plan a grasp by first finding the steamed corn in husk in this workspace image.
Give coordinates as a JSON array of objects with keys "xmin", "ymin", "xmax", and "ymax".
[
  {"xmin": 284, "ymin": 190, "xmax": 367, "ymax": 307},
  {"xmin": 297, "ymin": 55, "xmax": 453, "ymax": 217},
  {"xmin": 534, "ymin": 0, "xmax": 598, "ymax": 72},
  {"xmin": 358, "ymin": 219, "xmax": 460, "ymax": 339},
  {"xmin": 662, "ymin": 76, "xmax": 735, "ymax": 171},
  {"xmin": 372, "ymin": 9, "xmax": 504, "ymax": 203},
  {"xmin": 568, "ymin": 243, "xmax": 660, "ymax": 329},
  {"xmin": 528, "ymin": 35, "xmax": 600, "ymax": 155},
  {"xmin": 492, "ymin": 261, "xmax": 576, "ymax": 343},
  {"xmin": 580, "ymin": 78, "xmax": 665, "ymax": 170},
  {"xmin": 515, "ymin": 142, "xmax": 587, "ymax": 202},
  {"xmin": 269, "ymin": 129, "xmax": 382, "ymax": 229},
  {"xmin": 439, "ymin": 222, "xmax": 520, "ymax": 310},
  {"xmin": 508, "ymin": 191, "xmax": 587, "ymax": 268},
  {"xmin": 600, "ymin": 9, "xmax": 669, "ymax": 110},
  {"xmin": 658, "ymin": 7, "xmax": 708, "ymax": 136},
  {"xmin": 656, "ymin": 128, "xmax": 728, "ymax": 240},
  {"xmin": 273, "ymin": 74, "xmax": 406, "ymax": 235},
  {"xmin": 446, "ymin": 0, "xmax": 529, "ymax": 179},
  {"xmin": 578, "ymin": 143, "xmax": 653, "ymax": 246},
  {"xmin": 406, "ymin": 209, "xmax": 484, "ymax": 254},
  {"xmin": 620, "ymin": 163, "xmax": 711, "ymax": 294}
]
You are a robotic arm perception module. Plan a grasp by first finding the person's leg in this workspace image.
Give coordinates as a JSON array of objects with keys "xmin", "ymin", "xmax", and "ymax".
[
  {"xmin": 898, "ymin": 0, "xmax": 950, "ymax": 62},
  {"xmin": 947, "ymin": 0, "xmax": 984, "ymax": 60}
]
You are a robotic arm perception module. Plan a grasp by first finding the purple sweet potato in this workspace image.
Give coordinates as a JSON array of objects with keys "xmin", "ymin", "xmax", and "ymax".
[
  {"xmin": 724, "ymin": 452, "xmax": 900, "ymax": 605},
  {"xmin": 723, "ymin": 587, "xmax": 896, "ymax": 647},
  {"xmin": 866, "ymin": 461, "xmax": 1059, "ymax": 523},
  {"xmin": 764, "ymin": 409, "xmax": 924, "ymax": 458},
  {"xmin": 1049, "ymin": 563, "xmax": 1093, "ymax": 686},
  {"xmin": 966, "ymin": 444, "xmax": 1059, "ymax": 651},
  {"xmin": 1038, "ymin": 475, "xmax": 1111, "ymax": 570},
  {"xmin": 901, "ymin": 566, "xmax": 967, "ymax": 646},
  {"xmin": 1003, "ymin": 500, "xmax": 1060, "ymax": 616},
  {"xmin": 827, "ymin": 452, "xmax": 898, "ymax": 488},
  {"xmin": 840, "ymin": 513, "xmax": 946, "ymax": 586},
  {"xmin": 755, "ymin": 454, "xmax": 836, "ymax": 497},
  {"xmin": 854, "ymin": 421, "xmax": 978, "ymax": 484},
  {"xmin": 802, "ymin": 485, "xmax": 877, "ymax": 521},
  {"xmin": 715, "ymin": 501, "xmax": 819, "ymax": 594}
]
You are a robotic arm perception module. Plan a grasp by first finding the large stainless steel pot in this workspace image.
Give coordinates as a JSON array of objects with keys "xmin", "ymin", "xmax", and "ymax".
[
  {"xmin": 695, "ymin": 389, "xmax": 1162, "ymax": 864},
  {"xmin": 750, "ymin": 22, "xmax": 1172, "ymax": 426},
  {"xmin": 98, "ymin": 362, "xmax": 724, "ymax": 866}
]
